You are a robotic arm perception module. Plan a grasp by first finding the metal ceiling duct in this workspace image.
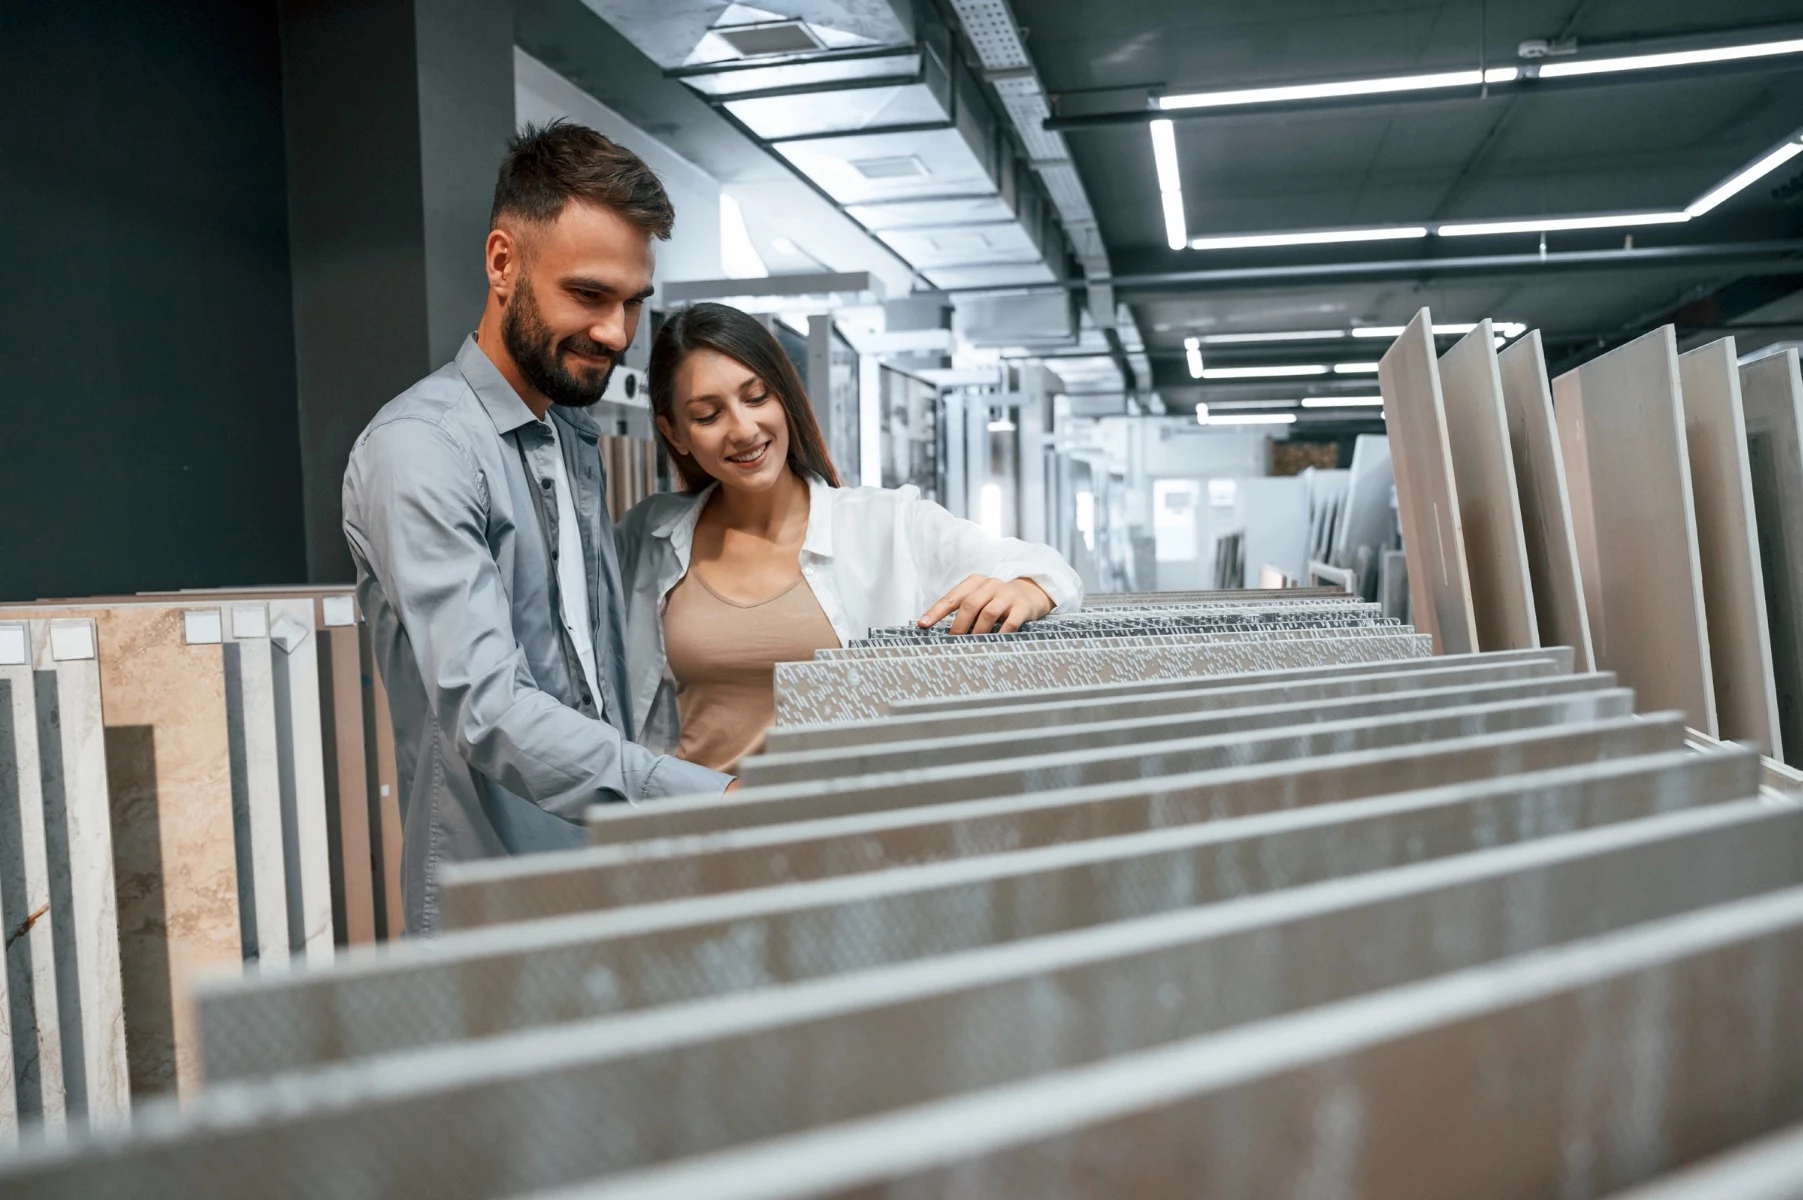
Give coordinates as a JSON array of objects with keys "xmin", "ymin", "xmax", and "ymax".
[{"xmin": 582, "ymin": 0, "xmax": 1089, "ymax": 351}]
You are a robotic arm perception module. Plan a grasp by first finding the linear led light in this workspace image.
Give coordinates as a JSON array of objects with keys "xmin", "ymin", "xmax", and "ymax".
[
  {"xmin": 1333, "ymin": 362, "xmax": 1382, "ymax": 374},
  {"xmin": 1686, "ymin": 138, "xmax": 1803, "ymax": 216},
  {"xmin": 1150, "ymin": 120, "xmax": 1187, "ymax": 250},
  {"xmin": 1350, "ymin": 321, "xmax": 1527, "ymax": 339},
  {"xmin": 1183, "ymin": 336, "xmax": 1205, "ymax": 378},
  {"xmin": 1200, "ymin": 364, "xmax": 1331, "ymax": 379},
  {"xmin": 1302, "ymin": 395, "xmax": 1384, "ymax": 408},
  {"xmin": 1538, "ymin": 36, "xmax": 1803, "ymax": 79},
  {"xmin": 1190, "ymin": 225, "xmax": 1428, "ymax": 251},
  {"xmin": 1197, "ymin": 330, "xmax": 1350, "ymax": 344},
  {"xmin": 1437, "ymin": 211, "xmax": 1689, "ymax": 237},
  {"xmin": 1201, "ymin": 412, "xmax": 1301, "ymax": 426},
  {"xmin": 1160, "ymin": 66, "xmax": 1517, "ymax": 111}
]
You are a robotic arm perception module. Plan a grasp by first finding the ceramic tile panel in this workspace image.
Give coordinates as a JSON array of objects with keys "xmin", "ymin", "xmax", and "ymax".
[
  {"xmin": 221, "ymin": 609, "xmax": 289, "ymax": 967},
  {"xmin": 1552, "ymin": 326, "xmax": 1716, "ymax": 734},
  {"xmin": 1497, "ymin": 332, "xmax": 1596, "ymax": 670},
  {"xmin": 774, "ymin": 629, "xmax": 1432, "ymax": 725},
  {"xmin": 1741, "ymin": 349, "xmax": 1803, "ymax": 771},
  {"xmin": 25, "ymin": 620, "xmax": 129, "ymax": 1129},
  {"xmin": 827, "ymin": 622, "xmax": 1400, "ymax": 662},
  {"xmin": 1377, "ymin": 308, "xmax": 1479, "ymax": 654},
  {"xmin": 1438, "ymin": 321, "xmax": 1540, "ymax": 651}
]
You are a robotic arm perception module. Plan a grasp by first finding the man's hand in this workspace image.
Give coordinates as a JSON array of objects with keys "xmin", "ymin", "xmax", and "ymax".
[{"xmin": 918, "ymin": 575, "xmax": 1054, "ymax": 635}]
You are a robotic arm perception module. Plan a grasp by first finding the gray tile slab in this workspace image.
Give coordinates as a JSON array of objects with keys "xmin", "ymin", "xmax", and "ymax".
[
  {"xmin": 774, "ymin": 628, "xmax": 1433, "ymax": 725},
  {"xmin": 12, "ymin": 802, "xmax": 1795, "ymax": 1200},
  {"xmin": 741, "ymin": 673, "xmax": 1616, "ymax": 787},
  {"xmin": 197, "ymin": 741, "xmax": 1739, "ymax": 1085},
  {"xmin": 1499, "ymin": 331, "xmax": 1596, "ymax": 670},
  {"xmin": 525, "ymin": 881, "xmax": 1803, "ymax": 1200},
  {"xmin": 763, "ymin": 655, "xmax": 1564, "ymax": 754},
  {"xmin": 878, "ymin": 645, "xmax": 1572, "ymax": 718}
]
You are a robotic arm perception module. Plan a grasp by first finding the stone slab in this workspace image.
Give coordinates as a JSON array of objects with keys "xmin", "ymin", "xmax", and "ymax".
[
  {"xmin": 198, "ymin": 738, "xmax": 1738, "ymax": 1084},
  {"xmin": 567, "ymin": 691, "xmax": 1635, "ymax": 865},
  {"xmin": 1377, "ymin": 308, "xmax": 1478, "ymax": 654},
  {"xmin": 774, "ymin": 628, "xmax": 1433, "ymax": 725},
  {"xmin": 1679, "ymin": 338, "xmax": 1782, "ymax": 756},
  {"xmin": 523, "ymin": 881, "xmax": 1803, "ymax": 1200},
  {"xmin": 221, "ymin": 613, "xmax": 289, "ymax": 968},
  {"xmin": 25, "ymin": 621, "xmax": 130, "ymax": 1129},
  {"xmin": 0, "ymin": 661, "xmax": 65, "ymax": 1133},
  {"xmin": 1552, "ymin": 325, "xmax": 1716, "ymax": 733},
  {"xmin": 455, "ymin": 711, "xmax": 1683, "ymax": 924},
  {"xmin": 742, "ymin": 673, "xmax": 1615, "ymax": 787},
  {"xmin": 880, "ymin": 644, "xmax": 1572, "ymax": 718},
  {"xmin": 0, "ymin": 604, "xmax": 241, "ymax": 1101},
  {"xmin": 1438, "ymin": 320, "xmax": 1540, "ymax": 651},
  {"xmin": 1740, "ymin": 348, "xmax": 1803, "ymax": 770},
  {"xmin": 828, "ymin": 620, "xmax": 1395, "ymax": 661},
  {"xmin": 1498, "ymin": 331, "xmax": 1596, "ymax": 670},
  {"xmin": 14, "ymin": 803, "xmax": 1797, "ymax": 1199},
  {"xmin": 763, "ymin": 655, "xmax": 1564, "ymax": 754},
  {"xmin": 1331, "ymin": 434, "xmax": 1394, "ymax": 571}
]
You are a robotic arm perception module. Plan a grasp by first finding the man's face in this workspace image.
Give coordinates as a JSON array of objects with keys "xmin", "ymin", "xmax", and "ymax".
[{"xmin": 500, "ymin": 201, "xmax": 656, "ymax": 408}]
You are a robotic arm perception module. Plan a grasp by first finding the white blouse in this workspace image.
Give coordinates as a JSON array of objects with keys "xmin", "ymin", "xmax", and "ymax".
[{"xmin": 614, "ymin": 473, "xmax": 1084, "ymax": 751}]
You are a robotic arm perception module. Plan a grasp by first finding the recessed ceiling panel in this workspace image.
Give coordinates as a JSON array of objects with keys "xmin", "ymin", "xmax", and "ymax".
[
  {"xmin": 775, "ymin": 125, "xmax": 995, "ymax": 203},
  {"xmin": 877, "ymin": 221, "xmax": 1041, "ymax": 267}
]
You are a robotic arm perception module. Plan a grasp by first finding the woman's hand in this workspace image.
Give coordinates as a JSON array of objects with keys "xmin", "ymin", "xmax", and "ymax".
[{"xmin": 919, "ymin": 575, "xmax": 1054, "ymax": 635}]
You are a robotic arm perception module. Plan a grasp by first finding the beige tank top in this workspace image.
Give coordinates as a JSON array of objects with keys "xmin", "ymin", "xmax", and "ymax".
[{"xmin": 662, "ymin": 570, "xmax": 839, "ymax": 773}]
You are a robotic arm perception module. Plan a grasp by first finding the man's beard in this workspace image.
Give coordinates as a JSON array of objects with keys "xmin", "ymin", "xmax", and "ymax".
[{"xmin": 501, "ymin": 280, "xmax": 616, "ymax": 408}]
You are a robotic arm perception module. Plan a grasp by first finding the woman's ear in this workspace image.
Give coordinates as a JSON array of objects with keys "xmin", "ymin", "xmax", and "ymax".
[{"xmin": 655, "ymin": 413, "xmax": 688, "ymax": 457}]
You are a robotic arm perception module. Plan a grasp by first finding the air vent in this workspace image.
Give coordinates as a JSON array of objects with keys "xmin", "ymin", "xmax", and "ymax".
[
  {"xmin": 851, "ymin": 155, "xmax": 931, "ymax": 180},
  {"xmin": 714, "ymin": 20, "xmax": 826, "ymax": 58}
]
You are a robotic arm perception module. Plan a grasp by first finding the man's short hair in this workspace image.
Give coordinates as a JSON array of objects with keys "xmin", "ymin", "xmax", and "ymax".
[{"xmin": 490, "ymin": 120, "xmax": 674, "ymax": 240}]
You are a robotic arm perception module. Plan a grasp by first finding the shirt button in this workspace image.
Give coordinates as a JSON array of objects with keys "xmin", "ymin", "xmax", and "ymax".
[
  {"xmin": 551, "ymin": 549, "xmax": 560, "ymax": 560},
  {"xmin": 541, "ymin": 479, "xmax": 554, "ymax": 490}
]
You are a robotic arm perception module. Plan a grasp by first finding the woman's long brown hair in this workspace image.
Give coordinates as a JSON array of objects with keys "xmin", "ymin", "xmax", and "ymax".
[{"xmin": 648, "ymin": 303, "xmax": 842, "ymax": 492}]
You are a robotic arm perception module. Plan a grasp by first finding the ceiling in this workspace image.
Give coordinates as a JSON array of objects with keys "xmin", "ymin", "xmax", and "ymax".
[{"xmin": 1015, "ymin": 0, "xmax": 1803, "ymax": 402}]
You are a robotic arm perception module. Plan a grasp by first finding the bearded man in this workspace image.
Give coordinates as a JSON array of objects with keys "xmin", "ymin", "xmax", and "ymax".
[{"xmin": 343, "ymin": 121, "xmax": 732, "ymax": 933}]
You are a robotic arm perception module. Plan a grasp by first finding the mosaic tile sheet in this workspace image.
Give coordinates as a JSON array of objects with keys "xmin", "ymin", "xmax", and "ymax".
[{"xmin": 775, "ymin": 630, "xmax": 1433, "ymax": 725}]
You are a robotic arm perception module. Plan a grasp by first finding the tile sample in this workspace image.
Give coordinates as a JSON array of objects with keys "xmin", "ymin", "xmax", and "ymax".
[
  {"xmin": 1377, "ymin": 308, "xmax": 1478, "ymax": 654},
  {"xmin": 1679, "ymin": 338, "xmax": 1782, "ymax": 756},
  {"xmin": 0, "ymin": 604, "xmax": 241, "ymax": 1100},
  {"xmin": 261, "ymin": 601, "xmax": 334, "ymax": 962},
  {"xmin": 1552, "ymin": 325, "xmax": 1716, "ymax": 733},
  {"xmin": 360, "ymin": 632, "xmax": 405, "ymax": 941},
  {"xmin": 1497, "ymin": 331, "xmax": 1596, "ymax": 669},
  {"xmin": 27, "ymin": 620, "xmax": 129, "ymax": 1128},
  {"xmin": 0, "ymin": 656, "xmax": 65, "ymax": 1131},
  {"xmin": 1331, "ymin": 434, "xmax": 1395, "ymax": 572},
  {"xmin": 315, "ymin": 596, "xmax": 376, "ymax": 946},
  {"xmin": 1438, "ymin": 321, "xmax": 1540, "ymax": 650},
  {"xmin": 198, "ymin": 745, "xmax": 1747, "ymax": 1084},
  {"xmin": 1739, "ymin": 348, "xmax": 1803, "ymax": 768},
  {"xmin": 221, "ymin": 608, "xmax": 289, "ymax": 967},
  {"xmin": 774, "ymin": 628, "xmax": 1432, "ymax": 725}
]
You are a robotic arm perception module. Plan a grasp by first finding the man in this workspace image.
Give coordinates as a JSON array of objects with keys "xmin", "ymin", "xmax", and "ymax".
[{"xmin": 343, "ymin": 121, "xmax": 732, "ymax": 934}]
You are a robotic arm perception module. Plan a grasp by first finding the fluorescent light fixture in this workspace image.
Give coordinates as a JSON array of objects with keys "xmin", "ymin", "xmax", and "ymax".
[
  {"xmin": 1301, "ymin": 395, "xmax": 1384, "ymax": 407},
  {"xmin": 987, "ymin": 418, "xmax": 1017, "ymax": 433},
  {"xmin": 1539, "ymin": 36, "xmax": 1803, "ymax": 79},
  {"xmin": 1351, "ymin": 321, "xmax": 1524, "ymax": 339},
  {"xmin": 1194, "ymin": 402, "xmax": 1208, "ymax": 424},
  {"xmin": 1201, "ymin": 412, "xmax": 1300, "ymax": 426},
  {"xmin": 1686, "ymin": 138, "xmax": 1803, "ymax": 216},
  {"xmin": 1197, "ymin": 330, "xmax": 1349, "ymax": 344},
  {"xmin": 1332, "ymin": 362, "xmax": 1382, "ymax": 374},
  {"xmin": 1199, "ymin": 364, "xmax": 1330, "ymax": 379},
  {"xmin": 1184, "ymin": 335, "xmax": 1205, "ymax": 378},
  {"xmin": 1159, "ymin": 67, "xmax": 1515, "ymax": 111},
  {"xmin": 1437, "ymin": 210, "xmax": 1689, "ymax": 237},
  {"xmin": 1150, "ymin": 120, "xmax": 1188, "ymax": 250},
  {"xmin": 1190, "ymin": 225, "xmax": 1428, "ymax": 251}
]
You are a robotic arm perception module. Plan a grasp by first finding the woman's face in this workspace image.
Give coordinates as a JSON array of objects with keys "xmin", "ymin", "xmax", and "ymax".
[{"xmin": 657, "ymin": 347, "xmax": 792, "ymax": 493}]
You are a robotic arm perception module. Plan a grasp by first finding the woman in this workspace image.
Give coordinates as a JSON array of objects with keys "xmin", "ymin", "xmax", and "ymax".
[{"xmin": 616, "ymin": 302, "xmax": 1083, "ymax": 773}]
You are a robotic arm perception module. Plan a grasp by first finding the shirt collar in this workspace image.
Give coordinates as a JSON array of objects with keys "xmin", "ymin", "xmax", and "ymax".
[
  {"xmin": 649, "ymin": 472, "xmax": 837, "ymax": 558},
  {"xmin": 456, "ymin": 336, "xmax": 540, "ymax": 436}
]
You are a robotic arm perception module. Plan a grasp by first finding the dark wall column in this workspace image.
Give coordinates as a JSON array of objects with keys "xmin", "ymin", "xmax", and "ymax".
[{"xmin": 278, "ymin": 0, "xmax": 515, "ymax": 582}]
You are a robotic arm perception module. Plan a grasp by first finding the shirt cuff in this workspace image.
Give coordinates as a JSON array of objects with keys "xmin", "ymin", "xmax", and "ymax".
[{"xmin": 639, "ymin": 753, "xmax": 735, "ymax": 802}]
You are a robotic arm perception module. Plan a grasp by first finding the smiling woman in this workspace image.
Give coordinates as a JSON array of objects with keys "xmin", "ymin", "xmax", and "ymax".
[{"xmin": 614, "ymin": 302, "xmax": 1085, "ymax": 772}]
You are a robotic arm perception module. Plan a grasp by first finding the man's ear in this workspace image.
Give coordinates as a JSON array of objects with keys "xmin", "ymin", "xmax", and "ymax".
[
  {"xmin": 655, "ymin": 413, "xmax": 688, "ymax": 457},
  {"xmin": 485, "ymin": 227, "xmax": 520, "ymax": 301}
]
